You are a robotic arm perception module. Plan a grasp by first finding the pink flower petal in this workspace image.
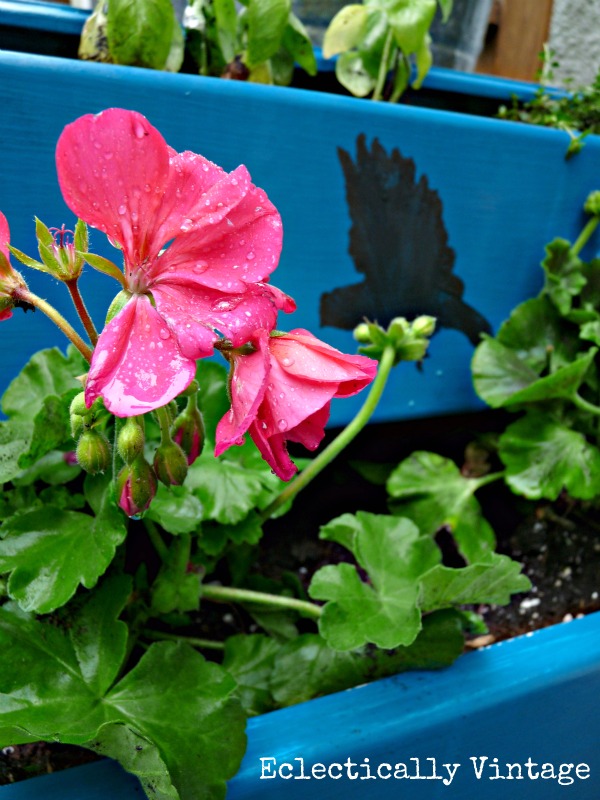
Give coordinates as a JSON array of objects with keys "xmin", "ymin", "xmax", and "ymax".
[
  {"xmin": 0, "ymin": 212, "xmax": 10, "ymax": 262},
  {"xmin": 152, "ymin": 281, "xmax": 290, "ymax": 354},
  {"xmin": 149, "ymin": 161, "xmax": 252, "ymax": 259},
  {"xmin": 248, "ymin": 422, "xmax": 297, "ymax": 481},
  {"xmin": 85, "ymin": 294, "xmax": 196, "ymax": 416},
  {"xmin": 214, "ymin": 330, "xmax": 270, "ymax": 455},
  {"xmin": 149, "ymin": 181, "xmax": 283, "ymax": 292},
  {"xmin": 282, "ymin": 402, "xmax": 331, "ymax": 451},
  {"xmin": 56, "ymin": 109, "xmax": 171, "ymax": 268},
  {"xmin": 270, "ymin": 329, "xmax": 378, "ymax": 395}
]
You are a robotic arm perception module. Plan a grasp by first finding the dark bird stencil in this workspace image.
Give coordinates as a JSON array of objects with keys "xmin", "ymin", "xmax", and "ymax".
[{"xmin": 319, "ymin": 135, "xmax": 491, "ymax": 345}]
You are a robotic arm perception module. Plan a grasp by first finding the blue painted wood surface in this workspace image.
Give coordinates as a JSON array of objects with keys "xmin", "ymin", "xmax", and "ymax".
[
  {"xmin": 0, "ymin": 49, "xmax": 599, "ymax": 425},
  {"xmin": 1, "ymin": 611, "xmax": 599, "ymax": 799}
]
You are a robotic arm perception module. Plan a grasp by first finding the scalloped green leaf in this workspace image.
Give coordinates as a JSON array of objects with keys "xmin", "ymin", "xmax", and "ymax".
[
  {"xmin": 421, "ymin": 554, "xmax": 531, "ymax": 609},
  {"xmin": 0, "ymin": 480, "xmax": 126, "ymax": 613},
  {"xmin": 542, "ymin": 238, "xmax": 586, "ymax": 315},
  {"xmin": 310, "ymin": 513, "xmax": 440, "ymax": 650},
  {"xmin": 499, "ymin": 411, "xmax": 600, "ymax": 500},
  {"xmin": 386, "ymin": 450, "xmax": 496, "ymax": 562}
]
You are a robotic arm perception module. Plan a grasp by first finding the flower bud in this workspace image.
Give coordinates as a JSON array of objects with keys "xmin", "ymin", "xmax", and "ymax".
[
  {"xmin": 69, "ymin": 391, "xmax": 89, "ymax": 418},
  {"xmin": 153, "ymin": 440, "xmax": 189, "ymax": 486},
  {"xmin": 353, "ymin": 322, "xmax": 372, "ymax": 343},
  {"xmin": 410, "ymin": 315, "xmax": 436, "ymax": 338},
  {"xmin": 76, "ymin": 429, "xmax": 111, "ymax": 474},
  {"xmin": 117, "ymin": 456, "xmax": 157, "ymax": 517},
  {"xmin": 584, "ymin": 190, "xmax": 600, "ymax": 217},
  {"xmin": 172, "ymin": 407, "xmax": 205, "ymax": 465},
  {"xmin": 117, "ymin": 417, "xmax": 145, "ymax": 464}
]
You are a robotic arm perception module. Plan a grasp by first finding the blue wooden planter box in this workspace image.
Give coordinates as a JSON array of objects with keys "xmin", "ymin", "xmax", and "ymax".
[
  {"xmin": 1, "ymin": 611, "xmax": 599, "ymax": 799},
  {"xmin": 1, "ymin": 35, "xmax": 599, "ymax": 426}
]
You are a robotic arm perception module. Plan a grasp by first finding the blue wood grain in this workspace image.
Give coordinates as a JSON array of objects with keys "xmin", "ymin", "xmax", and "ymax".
[
  {"xmin": 1, "ymin": 612, "xmax": 599, "ymax": 799},
  {"xmin": 0, "ymin": 50, "xmax": 598, "ymax": 425}
]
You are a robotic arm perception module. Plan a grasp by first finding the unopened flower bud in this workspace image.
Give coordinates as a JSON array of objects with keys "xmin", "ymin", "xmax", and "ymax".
[
  {"xmin": 117, "ymin": 456, "xmax": 157, "ymax": 517},
  {"xmin": 117, "ymin": 417, "xmax": 145, "ymax": 464},
  {"xmin": 69, "ymin": 391, "xmax": 89, "ymax": 418},
  {"xmin": 76, "ymin": 429, "xmax": 111, "ymax": 474},
  {"xmin": 584, "ymin": 190, "xmax": 600, "ymax": 217},
  {"xmin": 172, "ymin": 407, "xmax": 205, "ymax": 466},
  {"xmin": 397, "ymin": 340, "xmax": 429, "ymax": 361},
  {"xmin": 353, "ymin": 323, "xmax": 372, "ymax": 343},
  {"xmin": 410, "ymin": 315, "xmax": 436, "ymax": 338},
  {"xmin": 153, "ymin": 440, "xmax": 188, "ymax": 486}
]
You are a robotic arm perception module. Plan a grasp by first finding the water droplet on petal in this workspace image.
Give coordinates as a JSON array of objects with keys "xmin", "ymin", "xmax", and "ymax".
[
  {"xmin": 144, "ymin": 183, "xmax": 151, "ymax": 192},
  {"xmin": 211, "ymin": 296, "xmax": 242, "ymax": 313},
  {"xmin": 277, "ymin": 419, "xmax": 287, "ymax": 431},
  {"xmin": 133, "ymin": 120, "xmax": 146, "ymax": 139},
  {"xmin": 281, "ymin": 356, "xmax": 294, "ymax": 367},
  {"xmin": 246, "ymin": 252, "xmax": 255, "ymax": 260},
  {"xmin": 159, "ymin": 329, "xmax": 170, "ymax": 340},
  {"xmin": 118, "ymin": 204, "xmax": 127, "ymax": 215},
  {"xmin": 193, "ymin": 262, "xmax": 208, "ymax": 274},
  {"xmin": 180, "ymin": 219, "xmax": 193, "ymax": 232}
]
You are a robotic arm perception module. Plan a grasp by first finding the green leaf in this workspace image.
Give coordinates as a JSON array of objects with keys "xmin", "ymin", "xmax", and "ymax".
[
  {"xmin": 437, "ymin": 0, "xmax": 452, "ymax": 23},
  {"xmin": 283, "ymin": 14, "xmax": 317, "ymax": 75},
  {"xmin": 146, "ymin": 484, "xmax": 203, "ymax": 535},
  {"xmin": 187, "ymin": 456, "xmax": 266, "ymax": 524},
  {"xmin": 472, "ymin": 336, "xmax": 595, "ymax": 409},
  {"xmin": 0, "ymin": 480, "xmax": 127, "ymax": 613},
  {"xmin": 214, "ymin": 0, "xmax": 238, "ymax": 62},
  {"xmin": 195, "ymin": 362, "xmax": 230, "ymax": 447},
  {"xmin": 0, "ymin": 603, "xmax": 247, "ymax": 800},
  {"xmin": 0, "ymin": 420, "xmax": 32, "ymax": 484},
  {"xmin": 104, "ymin": 642, "xmax": 246, "ymax": 799},
  {"xmin": 271, "ymin": 610, "xmax": 464, "ymax": 706},
  {"xmin": 85, "ymin": 724, "xmax": 179, "ymax": 800},
  {"xmin": 245, "ymin": 0, "xmax": 290, "ymax": 66},
  {"xmin": 69, "ymin": 573, "xmax": 132, "ymax": 695},
  {"xmin": 387, "ymin": 451, "xmax": 496, "ymax": 562},
  {"xmin": 499, "ymin": 411, "xmax": 600, "ymax": 500},
  {"xmin": 2, "ymin": 347, "xmax": 87, "ymax": 421},
  {"xmin": 386, "ymin": 0, "xmax": 436, "ymax": 55},
  {"xmin": 18, "ymin": 391, "xmax": 76, "ymax": 469},
  {"xmin": 412, "ymin": 30, "xmax": 432, "ymax": 88},
  {"xmin": 12, "ymin": 449, "xmax": 81, "ymax": 486},
  {"xmin": 421, "ymin": 553, "xmax": 531, "ymax": 609},
  {"xmin": 335, "ymin": 50, "xmax": 376, "ymax": 96},
  {"xmin": 494, "ymin": 296, "xmax": 567, "ymax": 372},
  {"xmin": 322, "ymin": 4, "xmax": 368, "ymax": 58},
  {"xmin": 106, "ymin": 0, "xmax": 176, "ymax": 70},
  {"xmin": 310, "ymin": 513, "xmax": 440, "ymax": 650},
  {"xmin": 152, "ymin": 535, "xmax": 200, "ymax": 615},
  {"xmin": 542, "ymin": 238, "xmax": 586, "ymax": 315},
  {"xmin": 222, "ymin": 634, "xmax": 280, "ymax": 715}
]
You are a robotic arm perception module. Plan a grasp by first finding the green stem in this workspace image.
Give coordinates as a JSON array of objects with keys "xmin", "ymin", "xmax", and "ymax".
[
  {"xmin": 372, "ymin": 29, "xmax": 394, "ymax": 102},
  {"xmin": 156, "ymin": 405, "xmax": 173, "ymax": 444},
  {"xmin": 65, "ymin": 279, "xmax": 99, "ymax": 346},
  {"xmin": 573, "ymin": 391, "xmax": 600, "ymax": 416},
  {"xmin": 144, "ymin": 518, "xmax": 170, "ymax": 562},
  {"xmin": 259, "ymin": 344, "xmax": 396, "ymax": 522},
  {"xmin": 143, "ymin": 629, "xmax": 225, "ymax": 651},
  {"xmin": 201, "ymin": 583, "xmax": 322, "ymax": 620},
  {"xmin": 572, "ymin": 216, "xmax": 600, "ymax": 257},
  {"xmin": 16, "ymin": 289, "xmax": 92, "ymax": 362},
  {"xmin": 472, "ymin": 470, "xmax": 506, "ymax": 490}
]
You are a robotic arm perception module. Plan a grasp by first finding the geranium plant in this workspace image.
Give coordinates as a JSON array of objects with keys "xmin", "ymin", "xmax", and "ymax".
[{"xmin": 0, "ymin": 109, "xmax": 528, "ymax": 799}]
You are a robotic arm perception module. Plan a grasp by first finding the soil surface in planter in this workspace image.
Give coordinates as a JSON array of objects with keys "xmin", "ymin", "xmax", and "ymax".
[{"xmin": 2, "ymin": 410, "xmax": 600, "ymax": 785}]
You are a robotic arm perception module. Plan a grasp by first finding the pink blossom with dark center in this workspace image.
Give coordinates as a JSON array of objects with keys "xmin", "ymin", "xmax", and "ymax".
[
  {"xmin": 215, "ymin": 329, "xmax": 378, "ymax": 480},
  {"xmin": 56, "ymin": 108, "xmax": 293, "ymax": 416}
]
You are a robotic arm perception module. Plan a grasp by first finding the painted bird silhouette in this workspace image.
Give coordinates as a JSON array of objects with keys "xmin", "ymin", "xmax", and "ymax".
[{"xmin": 319, "ymin": 135, "xmax": 491, "ymax": 345}]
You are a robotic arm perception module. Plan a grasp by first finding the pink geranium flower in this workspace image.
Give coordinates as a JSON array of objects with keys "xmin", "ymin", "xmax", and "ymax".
[
  {"xmin": 56, "ymin": 109, "xmax": 292, "ymax": 416},
  {"xmin": 215, "ymin": 329, "xmax": 378, "ymax": 480},
  {"xmin": 0, "ymin": 212, "xmax": 27, "ymax": 322}
]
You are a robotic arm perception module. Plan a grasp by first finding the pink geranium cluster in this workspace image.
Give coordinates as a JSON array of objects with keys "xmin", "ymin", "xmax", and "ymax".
[{"xmin": 2, "ymin": 109, "xmax": 377, "ymax": 481}]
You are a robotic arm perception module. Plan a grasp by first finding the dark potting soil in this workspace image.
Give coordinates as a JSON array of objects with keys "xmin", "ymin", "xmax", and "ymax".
[{"xmin": 2, "ymin": 411, "xmax": 600, "ymax": 785}]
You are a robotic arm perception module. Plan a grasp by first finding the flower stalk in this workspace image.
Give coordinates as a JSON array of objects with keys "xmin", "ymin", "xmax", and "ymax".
[{"xmin": 13, "ymin": 288, "xmax": 92, "ymax": 362}]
